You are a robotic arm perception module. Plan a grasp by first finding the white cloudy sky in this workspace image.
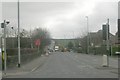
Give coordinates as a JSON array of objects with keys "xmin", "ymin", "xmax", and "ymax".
[{"xmin": 1, "ymin": 0, "xmax": 119, "ymax": 39}]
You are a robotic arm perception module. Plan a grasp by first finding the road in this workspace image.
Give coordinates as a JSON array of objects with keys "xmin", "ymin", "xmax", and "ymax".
[{"xmin": 6, "ymin": 52, "xmax": 118, "ymax": 78}]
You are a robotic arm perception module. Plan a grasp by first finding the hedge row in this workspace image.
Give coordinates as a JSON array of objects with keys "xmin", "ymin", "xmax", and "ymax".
[
  {"xmin": 75, "ymin": 46, "xmax": 118, "ymax": 56},
  {"xmin": 5, "ymin": 48, "xmax": 43, "ymax": 69},
  {"xmin": 7, "ymin": 53, "xmax": 40, "ymax": 69},
  {"xmin": 6, "ymin": 48, "xmax": 38, "ymax": 56}
]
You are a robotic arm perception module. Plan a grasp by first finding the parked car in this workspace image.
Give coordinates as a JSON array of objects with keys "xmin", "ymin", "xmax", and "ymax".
[{"xmin": 115, "ymin": 52, "xmax": 120, "ymax": 55}]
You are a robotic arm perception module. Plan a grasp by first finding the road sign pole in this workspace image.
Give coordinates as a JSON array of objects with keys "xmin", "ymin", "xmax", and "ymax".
[
  {"xmin": 106, "ymin": 19, "xmax": 109, "ymax": 67},
  {"xmin": 102, "ymin": 19, "xmax": 110, "ymax": 67}
]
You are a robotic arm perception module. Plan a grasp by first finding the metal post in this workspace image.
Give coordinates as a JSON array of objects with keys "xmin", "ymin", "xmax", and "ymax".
[
  {"xmin": 18, "ymin": 0, "xmax": 21, "ymax": 68},
  {"xmin": 106, "ymin": 19, "xmax": 109, "ymax": 66},
  {"xmin": 3, "ymin": 20, "xmax": 7, "ymax": 74},
  {"xmin": 86, "ymin": 16, "xmax": 89, "ymax": 54},
  {"xmin": 103, "ymin": 19, "xmax": 109, "ymax": 67}
]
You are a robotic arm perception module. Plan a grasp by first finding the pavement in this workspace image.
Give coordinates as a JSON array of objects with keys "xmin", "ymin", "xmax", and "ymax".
[
  {"xmin": 4, "ymin": 52, "xmax": 119, "ymax": 78},
  {"xmin": 2, "ymin": 54, "xmax": 48, "ymax": 78}
]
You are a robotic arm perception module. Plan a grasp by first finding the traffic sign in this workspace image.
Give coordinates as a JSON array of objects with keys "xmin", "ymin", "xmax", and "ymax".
[
  {"xmin": 35, "ymin": 39, "xmax": 41, "ymax": 46},
  {"xmin": 102, "ymin": 24, "xmax": 109, "ymax": 40},
  {"xmin": 1, "ymin": 23, "xmax": 4, "ymax": 28}
]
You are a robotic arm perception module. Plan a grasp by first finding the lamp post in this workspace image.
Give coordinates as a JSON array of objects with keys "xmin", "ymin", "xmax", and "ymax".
[
  {"xmin": 86, "ymin": 16, "xmax": 89, "ymax": 54},
  {"xmin": 17, "ymin": 0, "xmax": 21, "ymax": 68}
]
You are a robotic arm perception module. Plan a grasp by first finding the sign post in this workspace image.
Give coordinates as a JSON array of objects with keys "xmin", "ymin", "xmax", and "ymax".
[{"xmin": 102, "ymin": 19, "xmax": 110, "ymax": 67}]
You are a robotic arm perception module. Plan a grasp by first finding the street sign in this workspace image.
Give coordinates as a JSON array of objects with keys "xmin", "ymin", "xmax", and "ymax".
[
  {"xmin": 1, "ymin": 23, "xmax": 4, "ymax": 28},
  {"xmin": 102, "ymin": 24, "xmax": 107, "ymax": 40},
  {"xmin": 35, "ymin": 39, "xmax": 41, "ymax": 46},
  {"xmin": 102, "ymin": 24, "xmax": 109, "ymax": 40}
]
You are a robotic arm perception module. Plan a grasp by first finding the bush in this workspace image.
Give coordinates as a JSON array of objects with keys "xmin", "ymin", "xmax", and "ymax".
[
  {"xmin": 112, "ymin": 46, "xmax": 118, "ymax": 55},
  {"xmin": 6, "ymin": 48, "xmax": 41, "ymax": 69},
  {"xmin": 6, "ymin": 48, "xmax": 38, "ymax": 56}
]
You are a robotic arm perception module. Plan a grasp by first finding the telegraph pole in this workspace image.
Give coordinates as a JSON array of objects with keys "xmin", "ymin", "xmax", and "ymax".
[{"xmin": 18, "ymin": 0, "xmax": 21, "ymax": 68}]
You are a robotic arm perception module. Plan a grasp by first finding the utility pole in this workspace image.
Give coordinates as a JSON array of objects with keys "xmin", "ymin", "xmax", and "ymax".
[
  {"xmin": 86, "ymin": 16, "xmax": 89, "ymax": 54},
  {"xmin": 18, "ymin": 0, "xmax": 21, "ymax": 68}
]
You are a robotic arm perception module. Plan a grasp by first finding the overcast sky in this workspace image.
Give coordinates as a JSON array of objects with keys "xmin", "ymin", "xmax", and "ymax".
[{"xmin": 1, "ymin": 0, "xmax": 119, "ymax": 39}]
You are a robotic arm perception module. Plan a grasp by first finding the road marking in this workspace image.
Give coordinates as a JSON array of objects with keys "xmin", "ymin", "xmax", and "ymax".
[
  {"xmin": 31, "ymin": 66, "xmax": 39, "ymax": 72},
  {"xmin": 77, "ymin": 65, "xmax": 93, "ymax": 69},
  {"xmin": 3, "ymin": 72, "xmax": 28, "ymax": 77},
  {"xmin": 30, "ymin": 57, "xmax": 48, "ymax": 72}
]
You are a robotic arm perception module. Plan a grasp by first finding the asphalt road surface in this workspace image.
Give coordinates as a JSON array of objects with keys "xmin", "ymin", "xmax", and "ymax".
[{"xmin": 6, "ymin": 52, "xmax": 118, "ymax": 78}]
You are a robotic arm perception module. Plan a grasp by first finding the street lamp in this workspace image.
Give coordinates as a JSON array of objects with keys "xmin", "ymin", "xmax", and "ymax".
[
  {"xmin": 17, "ymin": 0, "xmax": 21, "ymax": 68},
  {"xmin": 1, "ymin": 20, "xmax": 10, "ymax": 74},
  {"xmin": 86, "ymin": 16, "xmax": 89, "ymax": 54}
]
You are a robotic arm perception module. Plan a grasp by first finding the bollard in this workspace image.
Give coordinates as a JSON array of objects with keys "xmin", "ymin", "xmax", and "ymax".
[{"xmin": 102, "ymin": 54, "xmax": 109, "ymax": 67}]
